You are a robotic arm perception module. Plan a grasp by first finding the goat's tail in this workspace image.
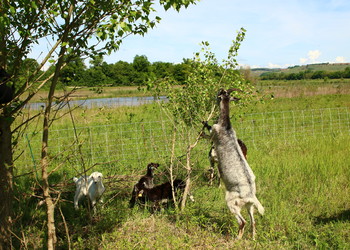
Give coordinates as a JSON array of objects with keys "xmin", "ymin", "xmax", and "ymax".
[{"xmin": 254, "ymin": 198, "xmax": 265, "ymax": 215}]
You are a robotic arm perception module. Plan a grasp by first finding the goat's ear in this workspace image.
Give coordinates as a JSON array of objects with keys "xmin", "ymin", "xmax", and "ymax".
[
  {"xmin": 216, "ymin": 89, "xmax": 225, "ymax": 98},
  {"xmin": 73, "ymin": 177, "xmax": 78, "ymax": 183}
]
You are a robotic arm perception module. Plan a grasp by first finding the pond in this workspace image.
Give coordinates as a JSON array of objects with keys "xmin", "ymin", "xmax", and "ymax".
[{"xmin": 26, "ymin": 96, "xmax": 167, "ymax": 110}]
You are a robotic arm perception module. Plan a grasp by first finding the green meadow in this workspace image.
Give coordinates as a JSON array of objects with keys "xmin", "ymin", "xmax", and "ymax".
[{"xmin": 12, "ymin": 81, "xmax": 350, "ymax": 249}]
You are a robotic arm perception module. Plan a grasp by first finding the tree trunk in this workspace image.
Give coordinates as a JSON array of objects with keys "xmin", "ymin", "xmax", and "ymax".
[
  {"xmin": 40, "ymin": 77, "xmax": 58, "ymax": 250},
  {"xmin": 40, "ymin": 41, "xmax": 67, "ymax": 249},
  {"xmin": 180, "ymin": 145, "xmax": 192, "ymax": 211},
  {"xmin": 0, "ymin": 110, "xmax": 14, "ymax": 249},
  {"xmin": 41, "ymin": 126, "xmax": 57, "ymax": 250}
]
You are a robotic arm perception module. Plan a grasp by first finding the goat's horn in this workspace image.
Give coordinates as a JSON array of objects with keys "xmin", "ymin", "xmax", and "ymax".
[{"xmin": 227, "ymin": 88, "xmax": 243, "ymax": 94}]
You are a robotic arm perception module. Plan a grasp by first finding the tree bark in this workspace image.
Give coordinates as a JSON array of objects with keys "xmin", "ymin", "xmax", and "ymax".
[
  {"xmin": 0, "ymin": 109, "xmax": 14, "ymax": 249},
  {"xmin": 41, "ymin": 112, "xmax": 57, "ymax": 249},
  {"xmin": 40, "ymin": 38, "xmax": 68, "ymax": 249},
  {"xmin": 180, "ymin": 144, "xmax": 192, "ymax": 211},
  {"xmin": 40, "ymin": 73, "xmax": 59, "ymax": 250}
]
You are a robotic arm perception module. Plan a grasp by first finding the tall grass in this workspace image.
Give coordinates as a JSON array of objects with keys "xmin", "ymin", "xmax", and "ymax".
[
  {"xmin": 95, "ymin": 132, "xmax": 350, "ymax": 249},
  {"xmin": 250, "ymin": 134, "xmax": 350, "ymax": 248},
  {"xmin": 256, "ymin": 79, "xmax": 350, "ymax": 98},
  {"xmin": 12, "ymin": 92, "xmax": 350, "ymax": 249}
]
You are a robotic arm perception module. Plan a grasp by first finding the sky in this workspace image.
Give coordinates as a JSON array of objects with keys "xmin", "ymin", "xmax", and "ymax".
[
  {"xmin": 109, "ymin": 0, "xmax": 350, "ymax": 68},
  {"xmin": 30, "ymin": 0, "xmax": 350, "ymax": 69}
]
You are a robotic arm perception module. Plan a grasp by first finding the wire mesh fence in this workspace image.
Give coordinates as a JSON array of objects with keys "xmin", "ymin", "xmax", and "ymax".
[
  {"xmin": 17, "ymin": 107, "xmax": 350, "ymax": 175},
  {"xmin": 236, "ymin": 107, "xmax": 350, "ymax": 146}
]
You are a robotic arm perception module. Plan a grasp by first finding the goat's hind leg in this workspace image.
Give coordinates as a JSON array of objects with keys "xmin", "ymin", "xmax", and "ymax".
[
  {"xmin": 247, "ymin": 204, "xmax": 256, "ymax": 240},
  {"xmin": 227, "ymin": 198, "xmax": 246, "ymax": 239},
  {"xmin": 234, "ymin": 212, "xmax": 246, "ymax": 240}
]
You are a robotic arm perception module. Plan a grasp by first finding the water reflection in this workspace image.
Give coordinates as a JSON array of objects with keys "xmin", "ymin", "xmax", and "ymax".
[{"xmin": 26, "ymin": 96, "xmax": 167, "ymax": 110}]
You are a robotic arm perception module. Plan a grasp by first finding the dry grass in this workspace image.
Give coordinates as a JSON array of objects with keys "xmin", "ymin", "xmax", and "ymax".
[
  {"xmin": 260, "ymin": 84, "xmax": 350, "ymax": 98},
  {"xmin": 99, "ymin": 215, "xmax": 260, "ymax": 249}
]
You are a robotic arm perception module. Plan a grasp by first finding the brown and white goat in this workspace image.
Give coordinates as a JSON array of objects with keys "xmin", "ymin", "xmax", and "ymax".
[
  {"xmin": 129, "ymin": 162, "xmax": 159, "ymax": 208},
  {"xmin": 136, "ymin": 179, "xmax": 188, "ymax": 211}
]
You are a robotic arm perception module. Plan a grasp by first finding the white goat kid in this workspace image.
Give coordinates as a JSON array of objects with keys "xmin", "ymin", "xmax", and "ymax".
[
  {"xmin": 73, "ymin": 172, "xmax": 105, "ymax": 211},
  {"xmin": 209, "ymin": 89, "xmax": 264, "ymax": 240}
]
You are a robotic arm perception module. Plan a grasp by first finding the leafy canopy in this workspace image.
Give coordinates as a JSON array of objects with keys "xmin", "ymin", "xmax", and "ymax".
[
  {"xmin": 152, "ymin": 28, "xmax": 255, "ymax": 127},
  {"xmin": 0, "ymin": 0, "xmax": 198, "ymax": 111}
]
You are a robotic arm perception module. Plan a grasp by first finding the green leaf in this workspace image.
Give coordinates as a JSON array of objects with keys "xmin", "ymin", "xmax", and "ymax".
[{"xmin": 30, "ymin": 1, "xmax": 38, "ymax": 9}]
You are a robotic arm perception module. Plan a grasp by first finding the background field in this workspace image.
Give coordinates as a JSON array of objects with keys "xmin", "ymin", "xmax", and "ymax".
[
  {"xmin": 252, "ymin": 63, "xmax": 350, "ymax": 76},
  {"xmin": 12, "ymin": 82, "xmax": 350, "ymax": 249}
]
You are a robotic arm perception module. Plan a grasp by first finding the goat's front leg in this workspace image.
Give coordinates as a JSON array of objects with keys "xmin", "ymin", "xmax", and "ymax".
[
  {"xmin": 208, "ymin": 166, "xmax": 215, "ymax": 186},
  {"xmin": 202, "ymin": 121, "xmax": 212, "ymax": 133},
  {"xmin": 216, "ymin": 169, "xmax": 221, "ymax": 187},
  {"xmin": 74, "ymin": 191, "xmax": 82, "ymax": 210},
  {"xmin": 90, "ymin": 199, "xmax": 98, "ymax": 214},
  {"xmin": 91, "ymin": 199, "xmax": 97, "ymax": 208}
]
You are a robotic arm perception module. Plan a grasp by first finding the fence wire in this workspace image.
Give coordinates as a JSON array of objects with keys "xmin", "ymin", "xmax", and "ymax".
[
  {"xmin": 18, "ymin": 107, "xmax": 350, "ymax": 174},
  {"xmin": 236, "ymin": 107, "xmax": 350, "ymax": 146}
]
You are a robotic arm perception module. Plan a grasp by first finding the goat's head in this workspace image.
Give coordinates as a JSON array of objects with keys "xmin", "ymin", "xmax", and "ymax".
[
  {"xmin": 147, "ymin": 162, "xmax": 159, "ymax": 172},
  {"xmin": 90, "ymin": 172, "xmax": 103, "ymax": 183},
  {"xmin": 217, "ymin": 88, "xmax": 242, "ymax": 104}
]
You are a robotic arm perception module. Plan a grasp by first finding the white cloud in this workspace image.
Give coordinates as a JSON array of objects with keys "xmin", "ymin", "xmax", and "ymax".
[
  {"xmin": 335, "ymin": 56, "xmax": 346, "ymax": 63},
  {"xmin": 308, "ymin": 50, "xmax": 321, "ymax": 62},
  {"xmin": 267, "ymin": 63, "xmax": 282, "ymax": 68},
  {"xmin": 299, "ymin": 58, "xmax": 308, "ymax": 64},
  {"xmin": 299, "ymin": 50, "xmax": 322, "ymax": 65},
  {"xmin": 265, "ymin": 62, "xmax": 294, "ymax": 69}
]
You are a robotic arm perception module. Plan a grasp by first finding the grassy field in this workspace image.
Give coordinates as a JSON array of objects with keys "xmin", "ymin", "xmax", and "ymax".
[
  {"xmin": 28, "ymin": 78, "xmax": 350, "ymax": 102},
  {"xmin": 30, "ymin": 85, "xmax": 166, "ymax": 102},
  {"xmin": 255, "ymin": 78, "xmax": 350, "ymax": 99},
  {"xmin": 12, "ymin": 81, "xmax": 350, "ymax": 249}
]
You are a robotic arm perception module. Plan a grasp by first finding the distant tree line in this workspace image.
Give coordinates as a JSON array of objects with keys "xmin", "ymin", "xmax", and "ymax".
[
  {"xmin": 260, "ymin": 67, "xmax": 350, "ymax": 81},
  {"xmin": 19, "ymin": 55, "xmax": 191, "ymax": 89}
]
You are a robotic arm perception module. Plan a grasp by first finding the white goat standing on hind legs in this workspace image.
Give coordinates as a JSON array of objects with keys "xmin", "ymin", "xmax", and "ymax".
[{"xmin": 208, "ymin": 88, "xmax": 264, "ymax": 240}]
